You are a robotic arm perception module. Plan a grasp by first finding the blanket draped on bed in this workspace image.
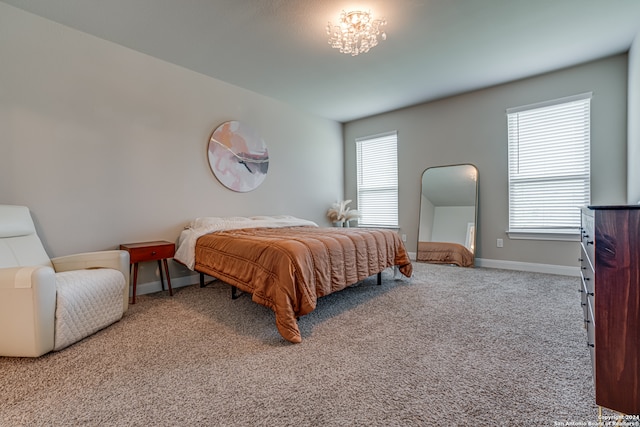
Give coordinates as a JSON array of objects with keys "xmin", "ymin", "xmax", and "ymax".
[
  {"xmin": 416, "ymin": 241, "xmax": 474, "ymax": 267},
  {"xmin": 175, "ymin": 215, "xmax": 319, "ymax": 270},
  {"xmin": 192, "ymin": 226, "xmax": 412, "ymax": 343}
]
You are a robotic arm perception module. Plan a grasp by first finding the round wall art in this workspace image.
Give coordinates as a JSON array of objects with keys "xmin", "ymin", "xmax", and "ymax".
[{"xmin": 207, "ymin": 121, "xmax": 269, "ymax": 192}]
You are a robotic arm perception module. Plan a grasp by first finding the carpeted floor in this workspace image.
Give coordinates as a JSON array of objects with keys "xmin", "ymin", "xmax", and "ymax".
[{"xmin": 1, "ymin": 263, "xmax": 608, "ymax": 426}]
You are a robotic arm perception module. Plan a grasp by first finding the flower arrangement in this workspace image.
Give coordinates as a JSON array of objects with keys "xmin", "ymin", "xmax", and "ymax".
[{"xmin": 327, "ymin": 200, "xmax": 361, "ymax": 226}]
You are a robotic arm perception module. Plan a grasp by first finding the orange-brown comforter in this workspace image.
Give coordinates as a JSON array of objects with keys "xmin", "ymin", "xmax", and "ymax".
[{"xmin": 194, "ymin": 226, "xmax": 413, "ymax": 343}]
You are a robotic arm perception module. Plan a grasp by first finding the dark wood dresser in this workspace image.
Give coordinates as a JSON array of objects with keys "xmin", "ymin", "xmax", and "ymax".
[{"xmin": 580, "ymin": 206, "xmax": 640, "ymax": 415}]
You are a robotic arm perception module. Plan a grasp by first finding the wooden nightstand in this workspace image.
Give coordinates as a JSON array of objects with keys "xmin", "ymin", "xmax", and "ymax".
[{"xmin": 119, "ymin": 240, "xmax": 175, "ymax": 304}]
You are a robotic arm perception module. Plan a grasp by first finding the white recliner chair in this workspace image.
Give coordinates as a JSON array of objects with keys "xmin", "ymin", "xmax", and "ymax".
[{"xmin": 0, "ymin": 205, "xmax": 129, "ymax": 357}]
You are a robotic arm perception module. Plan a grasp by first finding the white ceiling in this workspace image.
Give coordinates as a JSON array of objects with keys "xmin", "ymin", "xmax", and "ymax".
[{"xmin": 3, "ymin": 0, "xmax": 640, "ymax": 122}]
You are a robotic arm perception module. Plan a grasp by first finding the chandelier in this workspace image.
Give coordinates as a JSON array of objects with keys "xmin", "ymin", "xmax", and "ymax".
[{"xmin": 326, "ymin": 10, "xmax": 387, "ymax": 56}]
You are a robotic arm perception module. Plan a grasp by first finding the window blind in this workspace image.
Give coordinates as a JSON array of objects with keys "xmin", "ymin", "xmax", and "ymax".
[
  {"xmin": 507, "ymin": 93, "xmax": 591, "ymax": 234},
  {"xmin": 356, "ymin": 131, "xmax": 398, "ymax": 227}
]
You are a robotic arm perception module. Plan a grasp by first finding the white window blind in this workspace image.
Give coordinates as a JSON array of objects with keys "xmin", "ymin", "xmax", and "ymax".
[
  {"xmin": 356, "ymin": 131, "xmax": 398, "ymax": 227},
  {"xmin": 507, "ymin": 93, "xmax": 591, "ymax": 235}
]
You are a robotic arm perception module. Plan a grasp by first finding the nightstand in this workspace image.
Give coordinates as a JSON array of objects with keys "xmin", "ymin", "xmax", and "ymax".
[{"xmin": 119, "ymin": 240, "xmax": 175, "ymax": 304}]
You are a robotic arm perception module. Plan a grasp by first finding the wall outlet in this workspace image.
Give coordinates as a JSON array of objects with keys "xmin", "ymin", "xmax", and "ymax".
[
  {"xmin": 497, "ymin": 238, "xmax": 504, "ymax": 248},
  {"xmin": 401, "ymin": 234, "xmax": 407, "ymax": 242}
]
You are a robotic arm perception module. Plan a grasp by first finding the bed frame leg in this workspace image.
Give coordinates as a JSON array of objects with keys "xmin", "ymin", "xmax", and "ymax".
[
  {"xmin": 199, "ymin": 272, "xmax": 205, "ymax": 288},
  {"xmin": 231, "ymin": 286, "xmax": 240, "ymax": 299},
  {"xmin": 377, "ymin": 272, "xmax": 382, "ymax": 286}
]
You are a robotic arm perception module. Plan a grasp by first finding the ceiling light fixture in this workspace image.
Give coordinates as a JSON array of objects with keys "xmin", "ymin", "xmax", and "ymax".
[{"xmin": 326, "ymin": 10, "xmax": 386, "ymax": 56}]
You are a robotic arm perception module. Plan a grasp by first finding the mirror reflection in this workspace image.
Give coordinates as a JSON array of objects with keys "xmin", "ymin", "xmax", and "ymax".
[{"xmin": 417, "ymin": 164, "xmax": 478, "ymax": 267}]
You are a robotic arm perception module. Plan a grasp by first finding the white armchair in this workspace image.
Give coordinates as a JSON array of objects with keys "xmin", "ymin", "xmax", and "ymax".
[{"xmin": 0, "ymin": 205, "xmax": 129, "ymax": 357}]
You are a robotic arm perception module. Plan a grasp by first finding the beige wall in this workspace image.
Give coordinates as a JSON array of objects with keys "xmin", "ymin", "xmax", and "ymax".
[
  {"xmin": 344, "ymin": 55, "xmax": 628, "ymax": 270},
  {"xmin": 0, "ymin": 4, "xmax": 343, "ymax": 286}
]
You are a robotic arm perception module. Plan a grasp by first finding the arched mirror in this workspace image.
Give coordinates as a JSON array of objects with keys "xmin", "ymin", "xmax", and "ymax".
[{"xmin": 417, "ymin": 164, "xmax": 478, "ymax": 267}]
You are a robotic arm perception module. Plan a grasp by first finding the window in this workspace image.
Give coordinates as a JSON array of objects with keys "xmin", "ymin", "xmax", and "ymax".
[
  {"xmin": 356, "ymin": 131, "xmax": 398, "ymax": 227},
  {"xmin": 507, "ymin": 93, "xmax": 591, "ymax": 238}
]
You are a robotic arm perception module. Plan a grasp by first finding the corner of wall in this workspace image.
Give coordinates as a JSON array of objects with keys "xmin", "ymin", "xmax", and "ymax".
[{"xmin": 627, "ymin": 31, "xmax": 640, "ymax": 204}]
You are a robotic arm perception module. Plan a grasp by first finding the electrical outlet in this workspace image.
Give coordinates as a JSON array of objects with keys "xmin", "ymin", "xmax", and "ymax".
[
  {"xmin": 401, "ymin": 234, "xmax": 407, "ymax": 242},
  {"xmin": 497, "ymin": 238, "xmax": 504, "ymax": 248}
]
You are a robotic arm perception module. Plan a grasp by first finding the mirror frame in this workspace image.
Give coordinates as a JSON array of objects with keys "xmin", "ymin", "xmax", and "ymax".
[{"xmin": 417, "ymin": 163, "xmax": 478, "ymax": 266}]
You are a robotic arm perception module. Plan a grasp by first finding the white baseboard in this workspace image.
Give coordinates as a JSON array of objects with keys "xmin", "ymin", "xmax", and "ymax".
[
  {"xmin": 407, "ymin": 251, "xmax": 578, "ymax": 277},
  {"xmin": 474, "ymin": 258, "xmax": 580, "ymax": 277}
]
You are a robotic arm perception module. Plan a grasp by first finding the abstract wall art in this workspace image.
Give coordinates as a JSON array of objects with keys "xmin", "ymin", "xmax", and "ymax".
[{"xmin": 207, "ymin": 121, "xmax": 269, "ymax": 192}]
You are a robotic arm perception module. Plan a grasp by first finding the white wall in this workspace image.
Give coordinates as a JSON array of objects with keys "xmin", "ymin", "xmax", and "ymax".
[
  {"xmin": 344, "ymin": 55, "xmax": 628, "ymax": 270},
  {"xmin": 418, "ymin": 195, "xmax": 434, "ymax": 241},
  {"xmin": 628, "ymin": 32, "xmax": 640, "ymax": 204},
  {"xmin": 0, "ymin": 4, "xmax": 343, "ymax": 286},
  {"xmin": 431, "ymin": 206, "xmax": 475, "ymax": 247}
]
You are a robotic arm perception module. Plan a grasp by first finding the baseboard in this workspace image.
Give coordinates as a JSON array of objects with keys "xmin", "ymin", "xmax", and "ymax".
[
  {"xmin": 474, "ymin": 258, "xmax": 580, "ymax": 277},
  {"xmin": 408, "ymin": 251, "xmax": 578, "ymax": 277}
]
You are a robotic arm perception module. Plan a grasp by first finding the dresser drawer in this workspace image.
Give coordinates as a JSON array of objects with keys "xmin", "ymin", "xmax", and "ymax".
[
  {"xmin": 580, "ymin": 274, "xmax": 595, "ymax": 325},
  {"xmin": 580, "ymin": 240, "xmax": 595, "ymax": 273},
  {"xmin": 581, "ymin": 209, "xmax": 595, "ymax": 265},
  {"xmin": 586, "ymin": 302, "xmax": 596, "ymax": 381},
  {"xmin": 580, "ymin": 278, "xmax": 589, "ymax": 325},
  {"xmin": 120, "ymin": 241, "xmax": 175, "ymax": 263},
  {"xmin": 580, "ymin": 255, "xmax": 594, "ymax": 295},
  {"xmin": 579, "ymin": 245, "xmax": 594, "ymax": 321}
]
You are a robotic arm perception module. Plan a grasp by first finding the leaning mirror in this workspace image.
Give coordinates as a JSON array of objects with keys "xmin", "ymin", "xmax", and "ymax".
[{"xmin": 417, "ymin": 164, "xmax": 478, "ymax": 267}]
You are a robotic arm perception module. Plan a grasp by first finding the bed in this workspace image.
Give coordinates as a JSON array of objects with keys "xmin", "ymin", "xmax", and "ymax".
[
  {"xmin": 416, "ymin": 241, "xmax": 474, "ymax": 267},
  {"xmin": 174, "ymin": 216, "xmax": 413, "ymax": 343}
]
